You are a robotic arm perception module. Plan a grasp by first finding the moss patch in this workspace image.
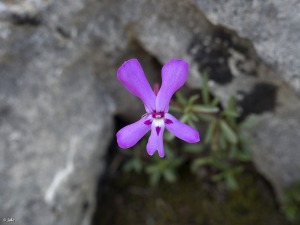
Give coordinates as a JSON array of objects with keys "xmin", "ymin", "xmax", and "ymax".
[{"xmin": 93, "ymin": 166, "xmax": 292, "ymax": 225}]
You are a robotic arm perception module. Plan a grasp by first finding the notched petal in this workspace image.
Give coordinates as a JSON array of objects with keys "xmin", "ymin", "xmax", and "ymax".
[
  {"xmin": 156, "ymin": 59, "xmax": 189, "ymax": 112},
  {"xmin": 146, "ymin": 126, "xmax": 165, "ymax": 158},
  {"xmin": 117, "ymin": 59, "xmax": 156, "ymax": 112}
]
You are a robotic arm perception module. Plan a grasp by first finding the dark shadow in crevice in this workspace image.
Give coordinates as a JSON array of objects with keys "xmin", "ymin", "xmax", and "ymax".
[
  {"xmin": 92, "ymin": 116, "xmax": 128, "ymax": 225},
  {"xmin": 238, "ymin": 82, "xmax": 278, "ymax": 121}
]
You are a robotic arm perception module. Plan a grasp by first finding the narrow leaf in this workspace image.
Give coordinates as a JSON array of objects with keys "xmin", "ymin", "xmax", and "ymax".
[
  {"xmin": 180, "ymin": 114, "xmax": 190, "ymax": 123},
  {"xmin": 176, "ymin": 92, "xmax": 188, "ymax": 106},
  {"xmin": 222, "ymin": 110, "xmax": 239, "ymax": 118},
  {"xmin": 188, "ymin": 94, "xmax": 200, "ymax": 105},
  {"xmin": 220, "ymin": 120, "xmax": 238, "ymax": 144},
  {"xmin": 201, "ymin": 72, "xmax": 210, "ymax": 104},
  {"xmin": 149, "ymin": 172, "xmax": 160, "ymax": 186},
  {"xmin": 169, "ymin": 105, "xmax": 182, "ymax": 113},
  {"xmin": 211, "ymin": 97, "xmax": 220, "ymax": 107},
  {"xmin": 191, "ymin": 157, "xmax": 212, "ymax": 172},
  {"xmin": 197, "ymin": 114, "xmax": 215, "ymax": 122},
  {"xmin": 192, "ymin": 105, "xmax": 219, "ymax": 113},
  {"xmin": 183, "ymin": 143, "xmax": 204, "ymax": 153},
  {"xmin": 190, "ymin": 113, "xmax": 199, "ymax": 122},
  {"xmin": 204, "ymin": 120, "xmax": 217, "ymax": 144},
  {"xmin": 163, "ymin": 169, "xmax": 176, "ymax": 183}
]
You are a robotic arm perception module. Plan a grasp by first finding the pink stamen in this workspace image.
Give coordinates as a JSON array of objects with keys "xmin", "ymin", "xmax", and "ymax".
[{"xmin": 153, "ymin": 83, "xmax": 160, "ymax": 96}]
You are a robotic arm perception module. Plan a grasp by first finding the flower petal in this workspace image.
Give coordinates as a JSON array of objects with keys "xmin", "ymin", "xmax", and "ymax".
[
  {"xmin": 165, "ymin": 113, "xmax": 200, "ymax": 143},
  {"xmin": 156, "ymin": 59, "xmax": 189, "ymax": 112},
  {"xmin": 116, "ymin": 116, "xmax": 151, "ymax": 149},
  {"xmin": 117, "ymin": 59, "xmax": 156, "ymax": 113},
  {"xmin": 146, "ymin": 125, "xmax": 165, "ymax": 158}
]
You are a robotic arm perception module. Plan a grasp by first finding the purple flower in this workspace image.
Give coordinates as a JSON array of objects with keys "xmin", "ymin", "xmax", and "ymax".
[{"xmin": 116, "ymin": 59, "xmax": 200, "ymax": 158}]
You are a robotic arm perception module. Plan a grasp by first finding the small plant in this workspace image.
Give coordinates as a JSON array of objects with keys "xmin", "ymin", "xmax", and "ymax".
[
  {"xmin": 145, "ymin": 145, "xmax": 185, "ymax": 186},
  {"xmin": 169, "ymin": 72, "xmax": 252, "ymax": 189},
  {"xmin": 282, "ymin": 181, "xmax": 300, "ymax": 222},
  {"xmin": 121, "ymin": 140, "xmax": 184, "ymax": 186},
  {"xmin": 120, "ymin": 72, "xmax": 254, "ymax": 189}
]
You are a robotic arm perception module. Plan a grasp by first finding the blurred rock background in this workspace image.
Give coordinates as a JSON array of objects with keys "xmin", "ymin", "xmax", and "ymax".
[{"xmin": 0, "ymin": 0, "xmax": 299, "ymax": 224}]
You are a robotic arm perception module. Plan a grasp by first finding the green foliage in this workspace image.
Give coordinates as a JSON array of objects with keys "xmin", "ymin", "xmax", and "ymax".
[
  {"xmin": 282, "ymin": 181, "xmax": 300, "ymax": 222},
  {"xmin": 120, "ymin": 72, "xmax": 254, "ymax": 190},
  {"xmin": 169, "ymin": 73, "xmax": 252, "ymax": 190},
  {"xmin": 121, "ymin": 141, "xmax": 184, "ymax": 186},
  {"xmin": 145, "ymin": 146, "xmax": 184, "ymax": 186}
]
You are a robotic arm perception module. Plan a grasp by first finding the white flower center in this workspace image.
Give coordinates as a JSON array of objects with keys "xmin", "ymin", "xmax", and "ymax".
[{"xmin": 152, "ymin": 118, "xmax": 164, "ymax": 127}]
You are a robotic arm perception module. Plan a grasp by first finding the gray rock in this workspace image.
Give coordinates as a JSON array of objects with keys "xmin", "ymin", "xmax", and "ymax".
[
  {"xmin": 0, "ymin": 1, "xmax": 115, "ymax": 225},
  {"xmin": 194, "ymin": 0, "xmax": 300, "ymax": 93},
  {"xmin": 251, "ymin": 110, "xmax": 300, "ymax": 200},
  {"xmin": 1, "ymin": 0, "xmax": 300, "ymax": 223},
  {"xmin": 0, "ymin": 53, "xmax": 114, "ymax": 225}
]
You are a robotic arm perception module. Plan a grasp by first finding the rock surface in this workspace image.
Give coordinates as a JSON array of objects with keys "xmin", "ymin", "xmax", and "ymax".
[
  {"xmin": 194, "ymin": 0, "xmax": 300, "ymax": 93},
  {"xmin": 0, "ymin": 47, "xmax": 114, "ymax": 225},
  {"xmin": 1, "ymin": 0, "xmax": 300, "ymax": 224},
  {"xmin": 252, "ymin": 110, "xmax": 300, "ymax": 200},
  {"xmin": 0, "ymin": 59, "xmax": 114, "ymax": 225},
  {"xmin": 192, "ymin": 0, "xmax": 300, "ymax": 200},
  {"xmin": 0, "ymin": 1, "xmax": 115, "ymax": 225}
]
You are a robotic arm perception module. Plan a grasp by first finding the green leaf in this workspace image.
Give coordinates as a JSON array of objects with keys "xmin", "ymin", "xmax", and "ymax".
[
  {"xmin": 222, "ymin": 110, "xmax": 239, "ymax": 118},
  {"xmin": 122, "ymin": 160, "xmax": 135, "ymax": 173},
  {"xmin": 176, "ymin": 92, "xmax": 188, "ymax": 106},
  {"xmin": 220, "ymin": 120, "xmax": 238, "ymax": 144},
  {"xmin": 212, "ymin": 173, "xmax": 224, "ymax": 181},
  {"xmin": 145, "ymin": 165, "xmax": 159, "ymax": 174},
  {"xmin": 236, "ymin": 150, "xmax": 251, "ymax": 161},
  {"xmin": 229, "ymin": 145, "xmax": 238, "ymax": 158},
  {"xmin": 227, "ymin": 97, "xmax": 236, "ymax": 110},
  {"xmin": 197, "ymin": 114, "xmax": 215, "ymax": 122},
  {"xmin": 204, "ymin": 120, "xmax": 217, "ymax": 144},
  {"xmin": 219, "ymin": 133, "xmax": 227, "ymax": 150},
  {"xmin": 190, "ymin": 113, "xmax": 199, "ymax": 122},
  {"xmin": 201, "ymin": 72, "xmax": 210, "ymax": 104},
  {"xmin": 188, "ymin": 94, "xmax": 200, "ymax": 105},
  {"xmin": 240, "ymin": 118, "xmax": 259, "ymax": 129},
  {"xmin": 164, "ymin": 144, "xmax": 176, "ymax": 158},
  {"xmin": 183, "ymin": 143, "xmax": 204, "ymax": 153},
  {"xmin": 184, "ymin": 105, "xmax": 192, "ymax": 113},
  {"xmin": 132, "ymin": 158, "xmax": 143, "ymax": 173},
  {"xmin": 211, "ymin": 97, "xmax": 220, "ymax": 107},
  {"xmin": 163, "ymin": 169, "xmax": 177, "ymax": 183},
  {"xmin": 165, "ymin": 132, "xmax": 175, "ymax": 142},
  {"xmin": 192, "ymin": 105, "xmax": 219, "ymax": 113},
  {"xmin": 191, "ymin": 157, "xmax": 212, "ymax": 172},
  {"xmin": 122, "ymin": 158, "xmax": 143, "ymax": 173},
  {"xmin": 187, "ymin": 119, "xmax": 196, "ymax": 128},
  {"xmin": 225, "ymin": 175, "xmax": 238, "ymax": 190},
  {"xmin": 174, "ymin": 158, "xmax": 185, "ymax": 167},
  {"xmin": 169, "ymin": 105, "xmax": 182, "ymax": 113},
  {"xmin": 149, "ymin": 172, "xmax": 161, "ymax": 186},
  {"xmin": 180, "ymin": 114, "xmax": 190, "ymax": 123}
]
